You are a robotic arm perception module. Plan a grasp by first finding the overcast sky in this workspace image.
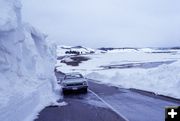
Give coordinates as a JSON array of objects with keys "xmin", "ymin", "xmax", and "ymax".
[{"xmin": 22, "ymin": 0, "xmax": 180, "ymax": 48}]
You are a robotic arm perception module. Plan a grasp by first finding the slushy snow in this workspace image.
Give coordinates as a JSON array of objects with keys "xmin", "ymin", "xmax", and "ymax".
[{"xmin": 0, "ymin": 0, "xmax": 60, "ymax": 121}]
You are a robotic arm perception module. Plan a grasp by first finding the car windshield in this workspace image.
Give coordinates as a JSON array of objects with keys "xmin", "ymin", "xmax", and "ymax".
[{"xmin": 65, "ymin": 74, "xmax": 83, "ymax": 80}]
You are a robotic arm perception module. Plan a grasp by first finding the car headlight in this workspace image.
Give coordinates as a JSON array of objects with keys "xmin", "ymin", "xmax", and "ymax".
[{"xmin": 62, "ymin": 83, "xmax": 67, "ymax": 86}]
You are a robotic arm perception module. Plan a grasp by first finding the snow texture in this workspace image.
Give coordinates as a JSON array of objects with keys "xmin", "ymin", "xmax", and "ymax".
[
  {"xmin": 0, "ymin": 0, "xmax": 60, "ymax": 121},
  {"xmin": 57, "ymin": 46, "xmax": 180, "ymax": 99}
]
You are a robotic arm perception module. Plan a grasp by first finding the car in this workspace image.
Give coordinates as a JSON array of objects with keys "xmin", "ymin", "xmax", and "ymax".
[{"xmin": 60, "ymin": 72, "xmax": 88, "ymax": 93}]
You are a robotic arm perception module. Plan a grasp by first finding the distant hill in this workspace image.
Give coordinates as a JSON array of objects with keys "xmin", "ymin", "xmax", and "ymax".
[{"xmin": 57, "ymin": 45, "xmax": 95, "ymax": 56}]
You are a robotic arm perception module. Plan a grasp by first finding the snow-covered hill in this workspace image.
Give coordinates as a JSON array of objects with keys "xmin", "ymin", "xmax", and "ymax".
[
  {"xmin": 57, "ymin": 45, "xmax": 95, "ymax": 56},
  {"xmin": 0, "ymin": 0, "xmax": 59, "ymax": 121}
]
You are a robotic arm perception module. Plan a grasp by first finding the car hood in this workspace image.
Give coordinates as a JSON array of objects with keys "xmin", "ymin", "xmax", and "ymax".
[{"xmin": 63, "ymin": 78, "xmax": 86, "ymax": 84}]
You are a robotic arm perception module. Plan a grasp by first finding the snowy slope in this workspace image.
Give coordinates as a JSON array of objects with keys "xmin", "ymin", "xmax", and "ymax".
[
  {"xmin": 0, "ymin": 0, "xmax": 60, "ymax": 121},
  {"xmin": 56, "ymin": 47, "xmax": 180, "ymax": 99}
]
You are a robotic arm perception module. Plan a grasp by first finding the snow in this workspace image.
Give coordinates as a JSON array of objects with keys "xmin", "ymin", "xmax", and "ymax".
[
  {"xmin": 138, "ymin": 48, "xmax": 155, "ymax": 53},
  {"xmin": 86, "ymin": 62, "xmax": 180, "ymax": 98},
  {"xmin": 61, "ymin": 57, "xmax": 74, "ymax": 63},
  {"xmin": 57, "ymin": 45, "xmax": 95, "ymax": 56},
  {"xmin": 51, "ymin": 101, "xmax": 68, "ymax": 107},
  {"xmin": 139, "ymin": 48, "xmax": 179, "ymax": 53},
  {"xmin": 0, "ymin": 0, "xmax": 61, "ymax": 121},
  {"xmin": 57, "ymin": 46, "xmax": 180, "ymax": 99},
  {"xmin": 0, "ymin": 0, "xmax": 20, "ymax": 31},
  {"xmin": 107, "ymin": 48, "xmax": 138, "ymax": 53}
]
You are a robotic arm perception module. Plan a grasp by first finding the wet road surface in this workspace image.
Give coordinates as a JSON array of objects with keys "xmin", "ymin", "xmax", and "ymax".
[
  {"xmin": 88, "ymin": 80, "xmax": 180, "ymax": 121},
  {"xmin": 35, "ymin": 79, "xmax": 180, "ymax": 121}
]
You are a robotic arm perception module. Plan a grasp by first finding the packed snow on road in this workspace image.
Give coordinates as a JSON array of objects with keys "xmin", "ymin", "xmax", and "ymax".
[{"xmin": 56, "ymin": 45, "xmax": 180, "ymax": 99}]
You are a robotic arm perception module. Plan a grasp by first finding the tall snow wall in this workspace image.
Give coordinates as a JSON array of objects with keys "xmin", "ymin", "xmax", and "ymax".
[{"xmin": 0, "ymin": 0, "xmax": 59, "ymax": 121}]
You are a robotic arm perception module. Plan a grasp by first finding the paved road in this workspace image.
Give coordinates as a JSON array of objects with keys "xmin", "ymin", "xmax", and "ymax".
[
  {"xmin": 88, "ymin": 80, "xmax": 180, "ymax": 121},
  {"xmin": 35, "ymin": 84, "xmax": 125, "ymax": 121},
  {"xmin": 35, "ymin": 79, "xmax": 180, "ymax": 121}
]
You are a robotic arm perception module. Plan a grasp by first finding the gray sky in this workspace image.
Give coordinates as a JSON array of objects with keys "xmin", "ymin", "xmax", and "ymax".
[{"xmin": 22, "ymin": 0, "xmax": 180, "ymax": 48}]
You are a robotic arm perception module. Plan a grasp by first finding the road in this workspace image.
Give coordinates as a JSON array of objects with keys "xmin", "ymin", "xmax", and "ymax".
[
  {"xmin": 35, "ymin": 78, "xmax": 180, "ymax": 121},
  {"xmin": 88, "ymin": 80, "xmax": 180, "ymax": 121}
]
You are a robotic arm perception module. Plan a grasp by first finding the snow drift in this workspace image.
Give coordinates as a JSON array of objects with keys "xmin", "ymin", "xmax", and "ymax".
[{"xmin": 0, "ymin": 0, "xmax": 59, "ymax": 121}]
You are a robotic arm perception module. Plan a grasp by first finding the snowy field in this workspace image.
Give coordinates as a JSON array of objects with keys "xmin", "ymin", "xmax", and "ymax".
[{"xmin": 56, "ymin": 46, "xmax": 180, "ymax": 99}]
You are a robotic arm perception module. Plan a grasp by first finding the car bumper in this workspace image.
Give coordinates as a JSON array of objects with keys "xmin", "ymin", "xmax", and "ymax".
[{"xmin": 62, "ymin": 85, "xmax": 88, "ymax": 91}]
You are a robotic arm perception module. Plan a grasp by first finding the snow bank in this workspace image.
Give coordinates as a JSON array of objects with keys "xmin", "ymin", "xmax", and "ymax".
[
  {"xmin": 86, "ymin": 61, "xmax": 180, "ymax": 99},
  {"xmin": 85, "ymin": 58, "xmax": 180, "ymax": 99},
  {"xmin": 0, "ymin": 0, "xmax": 60, "ymax": 121}
]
